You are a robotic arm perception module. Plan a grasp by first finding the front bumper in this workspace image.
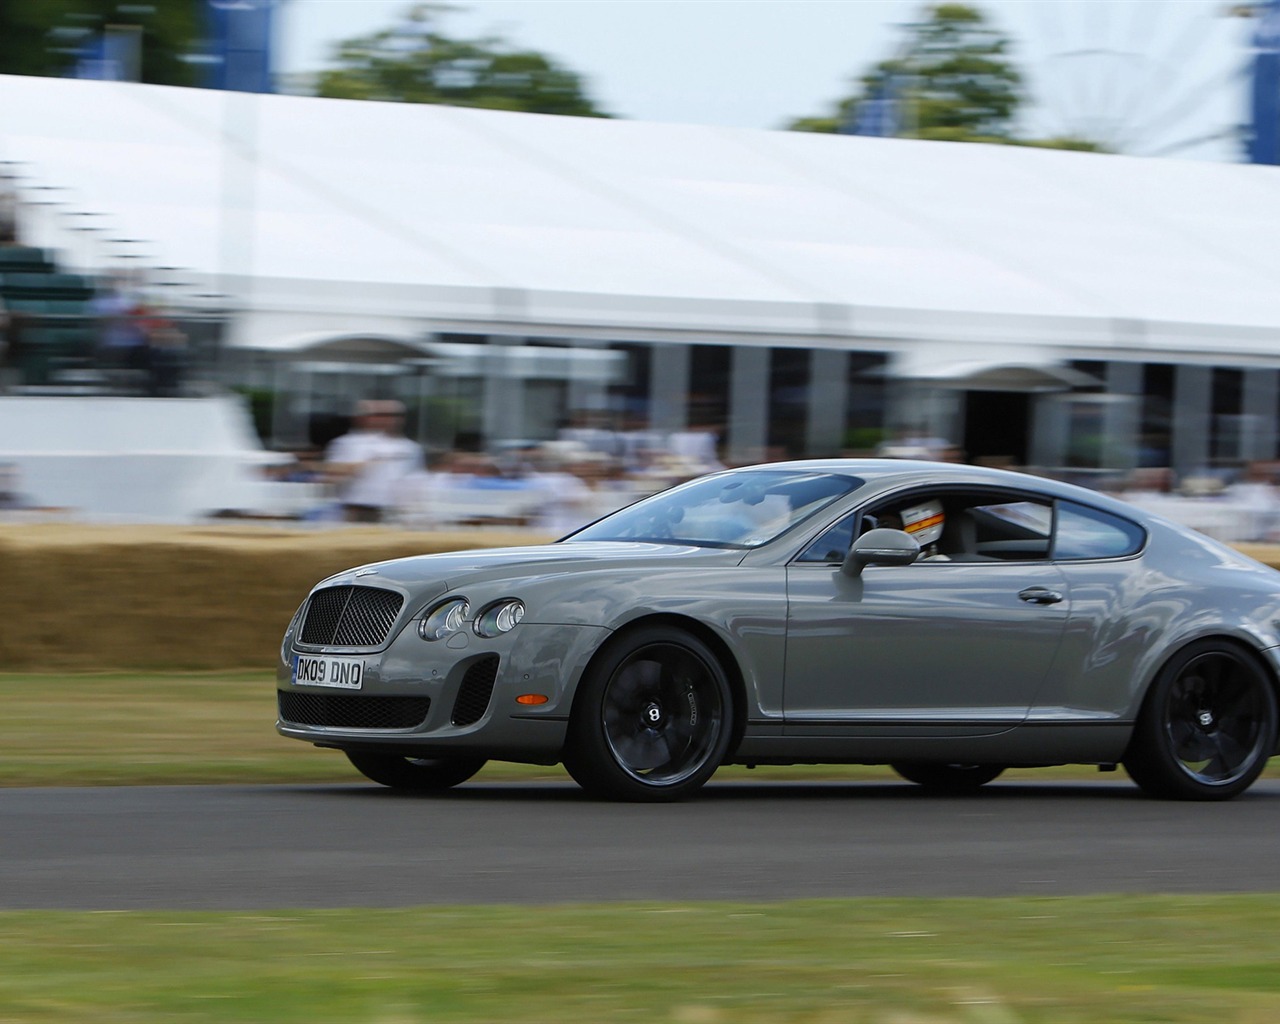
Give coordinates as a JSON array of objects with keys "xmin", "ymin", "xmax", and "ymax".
[{"xmin": 276, "ymin": 620, "xmax": 609, "ymax": 764}]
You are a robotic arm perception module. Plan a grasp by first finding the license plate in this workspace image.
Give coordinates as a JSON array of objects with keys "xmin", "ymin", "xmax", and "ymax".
[{"xmin": 292, "ymin": 654, "xmax": 365, "ymax": 690}]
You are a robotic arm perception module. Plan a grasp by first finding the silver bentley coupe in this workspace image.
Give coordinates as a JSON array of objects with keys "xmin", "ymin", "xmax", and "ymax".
[{"xmin": 277, "ymin": 460, "xmax": 1280, "ymax": 802}]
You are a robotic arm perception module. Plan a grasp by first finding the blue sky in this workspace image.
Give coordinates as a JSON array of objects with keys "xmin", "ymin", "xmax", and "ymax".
[{"xmin": 276, "ymin": 0, "xmax": 1255, "ymax": 160}]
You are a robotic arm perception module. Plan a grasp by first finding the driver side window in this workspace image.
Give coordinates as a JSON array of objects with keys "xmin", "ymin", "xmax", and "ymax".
[{"xmin": 795, "ymin": 491, "xmax": 1056, "ymax": 565}]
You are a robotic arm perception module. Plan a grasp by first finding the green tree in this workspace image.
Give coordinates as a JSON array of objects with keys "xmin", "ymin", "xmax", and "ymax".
[
  {"xmin": 788, "ymin": 3, "xmax": 1099, "ymax": 150},
  {"xmin": 0, "ymin": 0, "xmax": 201, "ymax": 86},
  {"xmin": 316, "ymin": 3, "xmax": 610, "ymax": 118}
]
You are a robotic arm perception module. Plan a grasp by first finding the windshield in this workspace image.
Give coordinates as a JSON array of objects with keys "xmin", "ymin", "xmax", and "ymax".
[{"xmin": 566, "ymin": 470, "xmax": 861, "ymax": 549}]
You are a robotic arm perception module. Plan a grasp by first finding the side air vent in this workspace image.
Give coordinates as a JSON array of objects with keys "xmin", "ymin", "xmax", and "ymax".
[{"xmin": 451, "ymin": 655, "xmax": 500, "ymax": 726}]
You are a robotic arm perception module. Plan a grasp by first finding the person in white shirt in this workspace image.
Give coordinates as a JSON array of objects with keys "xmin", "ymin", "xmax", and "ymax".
[
  {"xmin": 325, "ymin": 399, "xmax": 423, "ymax": 523},
  {"xmin": 525, "ymin": 443, "xmax": 598, "ymax": 535},
  {"xmin": 666, "ymin": 424, "xmax": 723, "ymax": 474}
]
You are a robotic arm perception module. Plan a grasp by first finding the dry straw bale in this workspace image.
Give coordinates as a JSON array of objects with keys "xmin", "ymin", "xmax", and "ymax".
[
  {"xmin": 4, "ymin": 526, "xmax": 1279, "ymax": 673},
  {"xmin": 0, "ymin": 524, "xmax": 549, "ymax": 672}
]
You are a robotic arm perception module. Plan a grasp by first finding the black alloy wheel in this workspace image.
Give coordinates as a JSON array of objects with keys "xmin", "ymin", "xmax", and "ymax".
[
  {"xmin": 345, "ymin": 751, "xmax": 487, "ymax": 791},
  {"xmin": 1124, "ymin": 640, "xmax": 1278, "ymax": 801},
  {"xmin": 890, "ymin": 763, "xmax": 1005, "ymax": 793},
  {"xmin": 564, "ymin": 626, "xmax": 733, "ymax": 802}
]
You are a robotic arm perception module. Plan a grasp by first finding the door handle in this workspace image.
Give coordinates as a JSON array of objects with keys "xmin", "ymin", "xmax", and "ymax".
[{"xmin": 1019, "ymin": 586, "xmax": 1064, "ymax": 605}]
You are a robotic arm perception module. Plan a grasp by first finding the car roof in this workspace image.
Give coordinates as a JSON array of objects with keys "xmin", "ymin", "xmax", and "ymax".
[{"xmin": 728, "ymin": 459, "xmax": 1142, "ymax": 519}]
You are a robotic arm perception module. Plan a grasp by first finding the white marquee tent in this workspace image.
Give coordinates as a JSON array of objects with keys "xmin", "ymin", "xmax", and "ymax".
[{"xmin": 4, "ymin": 72, "xmax": 1280, "ymax": 373}]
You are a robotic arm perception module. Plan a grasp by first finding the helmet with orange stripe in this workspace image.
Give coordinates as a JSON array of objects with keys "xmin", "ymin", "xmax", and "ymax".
[{"xmin": 898, "ymin": 499, "xmax": 944, "ymax": 546}]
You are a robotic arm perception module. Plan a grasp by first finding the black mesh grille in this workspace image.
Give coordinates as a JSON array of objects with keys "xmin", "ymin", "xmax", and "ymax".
[
  {"xmin": 451, "ymin": 655, "xmax": 500, "ymax": 726},
  {"xmin": 299, "ymin": 586, "xmax": 403, "ymax": 647},
  {"xmin": 278, "ymin": 691, "xmax": 431, "ymax": 730}
]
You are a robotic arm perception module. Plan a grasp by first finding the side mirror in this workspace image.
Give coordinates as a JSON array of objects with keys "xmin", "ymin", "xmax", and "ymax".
[{"xmin": 842, "ymin": 528, "xmax": 920, "ymax": 578}]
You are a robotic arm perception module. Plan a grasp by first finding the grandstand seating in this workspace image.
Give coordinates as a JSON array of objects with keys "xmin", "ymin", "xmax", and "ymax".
[
  {"xmin": 0, "ymin": 245, "xmax": 96, "ymax": 387},
  {"xmin": 0, "ymin": 245, "xmax": 52, "ymax": 273}
]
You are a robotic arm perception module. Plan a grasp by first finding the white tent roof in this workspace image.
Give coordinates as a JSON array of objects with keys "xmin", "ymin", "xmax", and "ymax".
[{"xmin": 4, "ymin": 73, "xmax": 1280, "ymax": 363}]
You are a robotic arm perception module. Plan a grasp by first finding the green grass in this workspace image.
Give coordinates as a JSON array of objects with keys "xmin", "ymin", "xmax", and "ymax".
[
  {"xmin": 0, "ymin": 671, "xmax": 339, "ymax": 787},
  {"xmin": 2, "ymin": 896, "xmax": 1280, "ymax": 1022},
  {"xmin": 1, "ymin": 671, "xmax": 1275, "ymax": 789}
]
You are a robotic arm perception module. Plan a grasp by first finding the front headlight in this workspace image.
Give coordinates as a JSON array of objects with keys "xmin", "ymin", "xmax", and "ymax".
[
  {"xmin": 419, "ymin": 597, "xmax": 471, "ymax": 641},
  {"xmin": 473, "ymin": 599, "xmax": 525, "ymax": 638}
]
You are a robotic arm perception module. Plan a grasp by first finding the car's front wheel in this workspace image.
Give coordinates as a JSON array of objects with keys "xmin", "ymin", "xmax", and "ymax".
[
  {"xmin": 891, "ymin": 763, "xmax": 1005, "ymax": 793},
  {"xmin": 564, "ymin": 626, "xmax": 733, "ymax": 802},
  {"xmin": 1123, "ymin": 640, "xmax": 1278, "ymax": 801},
  {"xmin": 345, "ymin": 752, "xmax": 487, "ymax": 791}
]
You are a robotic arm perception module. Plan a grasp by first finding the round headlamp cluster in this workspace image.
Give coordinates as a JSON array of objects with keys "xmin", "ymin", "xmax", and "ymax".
[
  {"xmin": 474, "ymin": 599, "xmax": 525, "ymax": 638},
  {"xmin": 418, "ymin": 598, "xmax": 525, "ymax": 641},
  {"xmin": 418, "ymin": 598, "xmax": 471, "ymax": 642}
]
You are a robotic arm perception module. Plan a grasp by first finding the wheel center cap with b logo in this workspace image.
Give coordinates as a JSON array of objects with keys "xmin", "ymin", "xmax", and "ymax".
[{"xmin": 642, "ymin": 701, "xmax": 665, "ymax": 729}]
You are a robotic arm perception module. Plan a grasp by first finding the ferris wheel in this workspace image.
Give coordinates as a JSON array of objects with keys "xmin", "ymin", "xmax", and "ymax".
[{"xmin": 1000, "ymin": 0, "xmax": 1256, "ymax": 160}]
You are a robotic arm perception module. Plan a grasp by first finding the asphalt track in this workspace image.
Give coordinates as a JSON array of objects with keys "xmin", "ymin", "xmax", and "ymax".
[{"xmin": 4, "ymin": 778, "xmax": 1280, "ymax": 910}]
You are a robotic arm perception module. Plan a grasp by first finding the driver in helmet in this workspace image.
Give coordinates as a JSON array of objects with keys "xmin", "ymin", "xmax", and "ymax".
[{"xmin": 897, "ymin": 498, "xmax": 948, "ymax": 561}]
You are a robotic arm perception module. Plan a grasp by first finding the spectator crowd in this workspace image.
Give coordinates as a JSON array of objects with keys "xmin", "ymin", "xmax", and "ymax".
[
  {"xmin": 252, "ymin": 401, "xmax": 1280, "ymax": 544},
  {"xmin": 272, "ymin": 402, "xmax": 728, "ymax": 534}
]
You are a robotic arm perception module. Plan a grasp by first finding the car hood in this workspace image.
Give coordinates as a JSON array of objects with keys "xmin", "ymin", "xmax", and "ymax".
[{"xmin": 318, "ymin": 541, "xmax": 745, "ymax": 595}]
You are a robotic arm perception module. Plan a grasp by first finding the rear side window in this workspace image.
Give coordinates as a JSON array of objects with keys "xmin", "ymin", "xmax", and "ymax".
[{"xmin": 1054, "ymin": 501, "xmax": 1145, "ymax": 560}]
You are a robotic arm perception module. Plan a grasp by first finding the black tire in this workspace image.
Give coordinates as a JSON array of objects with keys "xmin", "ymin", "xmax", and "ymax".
[
  {"xmin": 1123, "ymin": 640, "xmax": 1278, "ymax": 801},
  {"xmin": 891, "ymin": 763, "xmax": 1005, "ymax": 793},
  {"xmin": 563, "ymin": 626, "xmax": 733, "ymax": 802},
  {"xmin": 345, "ymin": 751, "xmax": 487, "ymax": 791}
]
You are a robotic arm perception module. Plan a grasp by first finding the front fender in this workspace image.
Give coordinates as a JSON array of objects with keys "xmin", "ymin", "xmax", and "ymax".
[{"xmin": 529, "ymin": 565, "xmax": 788, "ymax": 721}]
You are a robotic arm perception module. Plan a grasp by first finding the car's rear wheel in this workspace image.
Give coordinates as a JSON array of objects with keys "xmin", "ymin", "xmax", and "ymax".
[
  {"xmin": 1124, "ymin": 640, "xmax": 1278, "ymax": 801},
  {"xmin": 564, "ymin": 626, "xmax": 732, "ymax": 802},
  {"xmin": 345, "ymin": 752, "xmax": 487, "ymax": 791},
  {"xmin": 890, "ymin": 763, "xmax": 1004, "ymax": 792}
]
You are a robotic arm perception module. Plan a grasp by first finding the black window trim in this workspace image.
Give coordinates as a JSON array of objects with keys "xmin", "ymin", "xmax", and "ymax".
[{"xmin": 789, "ymin": 485, "xmax": 1150, "ymax": 568}]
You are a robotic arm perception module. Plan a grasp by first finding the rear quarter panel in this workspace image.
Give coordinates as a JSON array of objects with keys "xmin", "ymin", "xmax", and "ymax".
[{"xmin": 1037, "ymin": 520, "xmax": 1280, "ymax": 723}]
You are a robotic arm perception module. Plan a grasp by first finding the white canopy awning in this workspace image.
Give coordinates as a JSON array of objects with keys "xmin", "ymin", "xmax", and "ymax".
[
  {"xmin": 248, "ymin": 331, "xmax": 626, "ymax": 382},
  {"xmin": 890, "ymin": 359, "xmax": 1103, "ymax": 392}
]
